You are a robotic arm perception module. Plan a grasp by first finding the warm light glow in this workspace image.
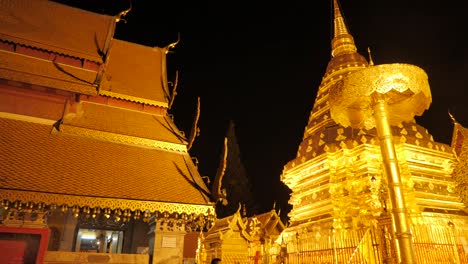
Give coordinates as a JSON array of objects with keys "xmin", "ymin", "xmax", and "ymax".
[{"xmin": 81, "ymin": 234, "xmax": 96, "ymax": 240}]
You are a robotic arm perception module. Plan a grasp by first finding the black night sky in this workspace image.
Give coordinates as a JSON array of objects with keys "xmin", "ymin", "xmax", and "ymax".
[{"xmin": 57, "ymin": 0, "xmax": 468, "ymax": 219}]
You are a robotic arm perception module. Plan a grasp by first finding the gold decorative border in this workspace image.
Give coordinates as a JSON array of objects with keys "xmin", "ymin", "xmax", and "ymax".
[
  {"xmin": 99, "ymin": 90, "xmax": 168, "ymax": 108},
  {"xmin": 1, "ymin": 190, "xmax": 214, "ymax": 216},
  {"xmin": 57, "ymin": 124, "xmax": 187, "ymax": 152}
]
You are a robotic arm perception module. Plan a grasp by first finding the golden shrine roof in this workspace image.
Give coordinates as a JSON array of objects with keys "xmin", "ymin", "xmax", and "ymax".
[
  {"xmin": 99, "ymin": 39, "xmax": 169, "ymax": 107},
  {"xmin": 204, "ymin": 209, "xmax": 252, "ymax": 241},
  {"xmin": 0, "ymin": 117, "xmax": 211, "ymax": 210},
  {"xmin": 0, "ymin": 0, "xmax": 115, "ymax": 63},
  {"xmin": 245, "ymin": 210, "xmax": 285, "ymax": 235}
]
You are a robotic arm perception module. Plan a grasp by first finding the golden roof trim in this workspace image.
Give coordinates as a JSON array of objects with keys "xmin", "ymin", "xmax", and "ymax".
[
  {"xmin": 0, "ymin": 189, "xmax": 214, "ymax": 216},
  {"xmin": 99, "ymin": 90, "xmax": 168, "ymax": 108},
  {"xmin": 57, "ymin": 124, "xmax": 187, "ymax": 152},
  {"xmin": 0, "ymin": 112, "xmax": 56, "ymax": 125}
]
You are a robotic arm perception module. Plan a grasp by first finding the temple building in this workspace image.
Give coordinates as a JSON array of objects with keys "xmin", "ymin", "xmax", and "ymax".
[
  {"xmin": 0, "ymin": 1, "xmax": 215, "ymax": 263},
  {"xmin": 280, "ymin": 1, "xmax": 468, "ymax": 263},
  {"xmin": 201, "ymin": 208, "xmax": 285, "ymax": 264}
]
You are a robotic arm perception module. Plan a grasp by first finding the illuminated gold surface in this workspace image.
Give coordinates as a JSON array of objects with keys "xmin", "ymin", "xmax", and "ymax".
[
  {"xmin": 328, "ymin": 63, "xmax": 432, "ymax": 263},
  {"xmin": 329, "ymin": 63, "xmax": 432, "ymax": 130},
  {"xmin": 331, "ymin": 0, "xmax": 357, "ymax": 57},
  {"xmin": 280, "ymin": 1, "xmax": 467, "ymax": 263},
  {"xmin": 202, "ymin": 209, "xmax": 284, "ymax": 263},
  {"xmin": 452, "ymin": 121, "xmax": 468, "ymax": 208},
  {"xmin": 372, "ymin": 97, "xmax": 416, "ymax": 263}
]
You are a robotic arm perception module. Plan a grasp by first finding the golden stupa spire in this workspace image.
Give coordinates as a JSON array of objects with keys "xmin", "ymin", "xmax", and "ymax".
[{"xmin": 331, "ymin": 0, "xmax": 357, "ymax": 57}]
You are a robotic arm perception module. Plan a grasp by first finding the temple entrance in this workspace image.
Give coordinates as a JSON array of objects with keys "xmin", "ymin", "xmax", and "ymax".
[
  {"xmin": 75, "ymin": 229, "xmax": 124, "ymax": 253},
  {"xmin": 73, "ymin": 214, "xmax": 129, "ymax": 253}
]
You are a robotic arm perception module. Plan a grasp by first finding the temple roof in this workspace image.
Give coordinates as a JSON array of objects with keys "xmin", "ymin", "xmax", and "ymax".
[
  {"xmin": 0, "ymin": 116, "xmax": 211, "ymax": 213},
  {"xmin": 0, "ymin": 0, "xmax": 215, "ymax": 220},
  {"xmin": 0, "ymin": 0, "xmax": 114, "ymax": 63},
  {"xmin": 0, "ymin": 44, "xmax": 99, "ymax": 95},
  {"xmin": 0, "ymin": 0, "xmax": 115, "ymax": 95},
  {"xmin": 205, "ymin": 209, "xmax": 285, "ymax": 242},
  {"xmin": 61, "ymin": 100, "xmax": 184, "ymax": 144},
  {"xmin": 204, "ymin": 208, "xmax": 252, "ymax": 241},
  {"xmin": 99, "ymin": 39, "xmax": 169, "ymax": 107},
  {"xmin": 245, "ymin": 210, "xmax": 285, "ymax": 237}
]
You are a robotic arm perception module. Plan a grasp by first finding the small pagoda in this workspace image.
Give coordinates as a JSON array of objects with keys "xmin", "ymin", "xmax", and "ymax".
[{"xmin": 201, "ymin": 207, "xmax": 285, "ymax": 264}]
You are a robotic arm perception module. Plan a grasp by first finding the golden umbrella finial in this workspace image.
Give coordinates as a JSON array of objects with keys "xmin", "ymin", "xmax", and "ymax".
[
  {"xmin": 329, "ymin": 63, "xmax": 431, "ymax": 129},
  {"xmin": 329, "ymin": 63, "xmax": 432, "ymax": 264}
]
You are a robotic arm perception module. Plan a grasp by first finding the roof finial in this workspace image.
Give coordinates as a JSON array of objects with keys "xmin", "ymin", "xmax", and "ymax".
[
  {"xmin": 115, "ymin": 0, "xmax": 132, "ymax": 23},
  {"xmin": 331, "ymin": 0, "xmax": 357, "ymax": 57},
  {"xmin": 448, "ymin": 110, "xmax": 458, "ymax": 124},
  {"xmin": 367, "ymin": 47, "xmax": 374, "ymax": 66}
]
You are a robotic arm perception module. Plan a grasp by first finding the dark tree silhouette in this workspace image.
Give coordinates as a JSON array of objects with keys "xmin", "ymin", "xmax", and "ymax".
[{"xmin": 212, "ymin": 120, "xmax": 258, "ymax": 218}]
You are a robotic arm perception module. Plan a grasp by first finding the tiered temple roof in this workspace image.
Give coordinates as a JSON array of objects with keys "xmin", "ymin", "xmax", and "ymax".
[{"xmin": 0, "ymin": 0, "xmax": 214, "ymax": 224}]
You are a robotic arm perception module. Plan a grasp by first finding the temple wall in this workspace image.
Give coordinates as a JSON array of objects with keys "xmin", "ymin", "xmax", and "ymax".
[
  {"xmin": 148, "ymin": 220, "xmax": 186, "ymax": 264},
  {"xmin": 129, "ymin": 221, "xmax": 150, "ymax": 254},
  {"xmin": 44, "ymin": 251, "xmax": 149, "ymax": 263},
  {"xmin": 47, "ymin": 211, "xmax": 77, "ymax": 252}
]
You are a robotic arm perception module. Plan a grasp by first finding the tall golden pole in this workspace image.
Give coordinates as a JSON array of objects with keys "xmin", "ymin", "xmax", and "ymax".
[
  {"xmin": 373, "ymin": 94, "xmax": 415, "ymax": 264},
  {"xmin": 329, "ymin": 63, "xmax": 432, "ymax": 264}
]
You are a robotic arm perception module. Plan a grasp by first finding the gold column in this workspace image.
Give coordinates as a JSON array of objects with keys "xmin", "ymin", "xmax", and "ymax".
[
  {"xmin": 329, "ymin": 63, "xmax": 432, "ymax": 264},
  {"xmin": 373, "ymin": 94, "xmax": 415, "ymax": 264}
]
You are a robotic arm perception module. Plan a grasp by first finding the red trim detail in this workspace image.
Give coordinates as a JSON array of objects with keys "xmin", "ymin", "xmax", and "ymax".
[
  {"xmin": 0, "ymin": 41, "xmax": 101, "ymax": 71},
  {"xmin": 54, "ymin": 54, "xmax": 82, "ymax": 68},
  {"xmin": 0, "ymin": 226, "xmax": 50, "ymax": 264},
  {"xmin": 83, "ymin": 60, "xmax": 100, "ymax": 71},
  {"xmin": 0, "ymin": 41, "xmax": 15, "ymax": 52},
  {"xmin": 16, "ymin": 46, "xmax": 50, "ymax": 60}
]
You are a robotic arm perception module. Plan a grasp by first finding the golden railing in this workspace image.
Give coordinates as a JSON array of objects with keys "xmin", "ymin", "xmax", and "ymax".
[{"xmin": 283, "ymin": 223, "xmax": 467, "ymax": 264}]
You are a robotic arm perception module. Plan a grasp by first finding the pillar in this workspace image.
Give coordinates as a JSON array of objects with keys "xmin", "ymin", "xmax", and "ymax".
[{"xmin": 148, "ymin": 217, "xmax": 186, "ymax": 264}]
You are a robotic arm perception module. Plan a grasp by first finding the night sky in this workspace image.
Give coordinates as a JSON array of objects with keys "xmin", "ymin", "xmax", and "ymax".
[{"xmin": 58, "ymin": 0, "xmax": 468, "ymax": 218}]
